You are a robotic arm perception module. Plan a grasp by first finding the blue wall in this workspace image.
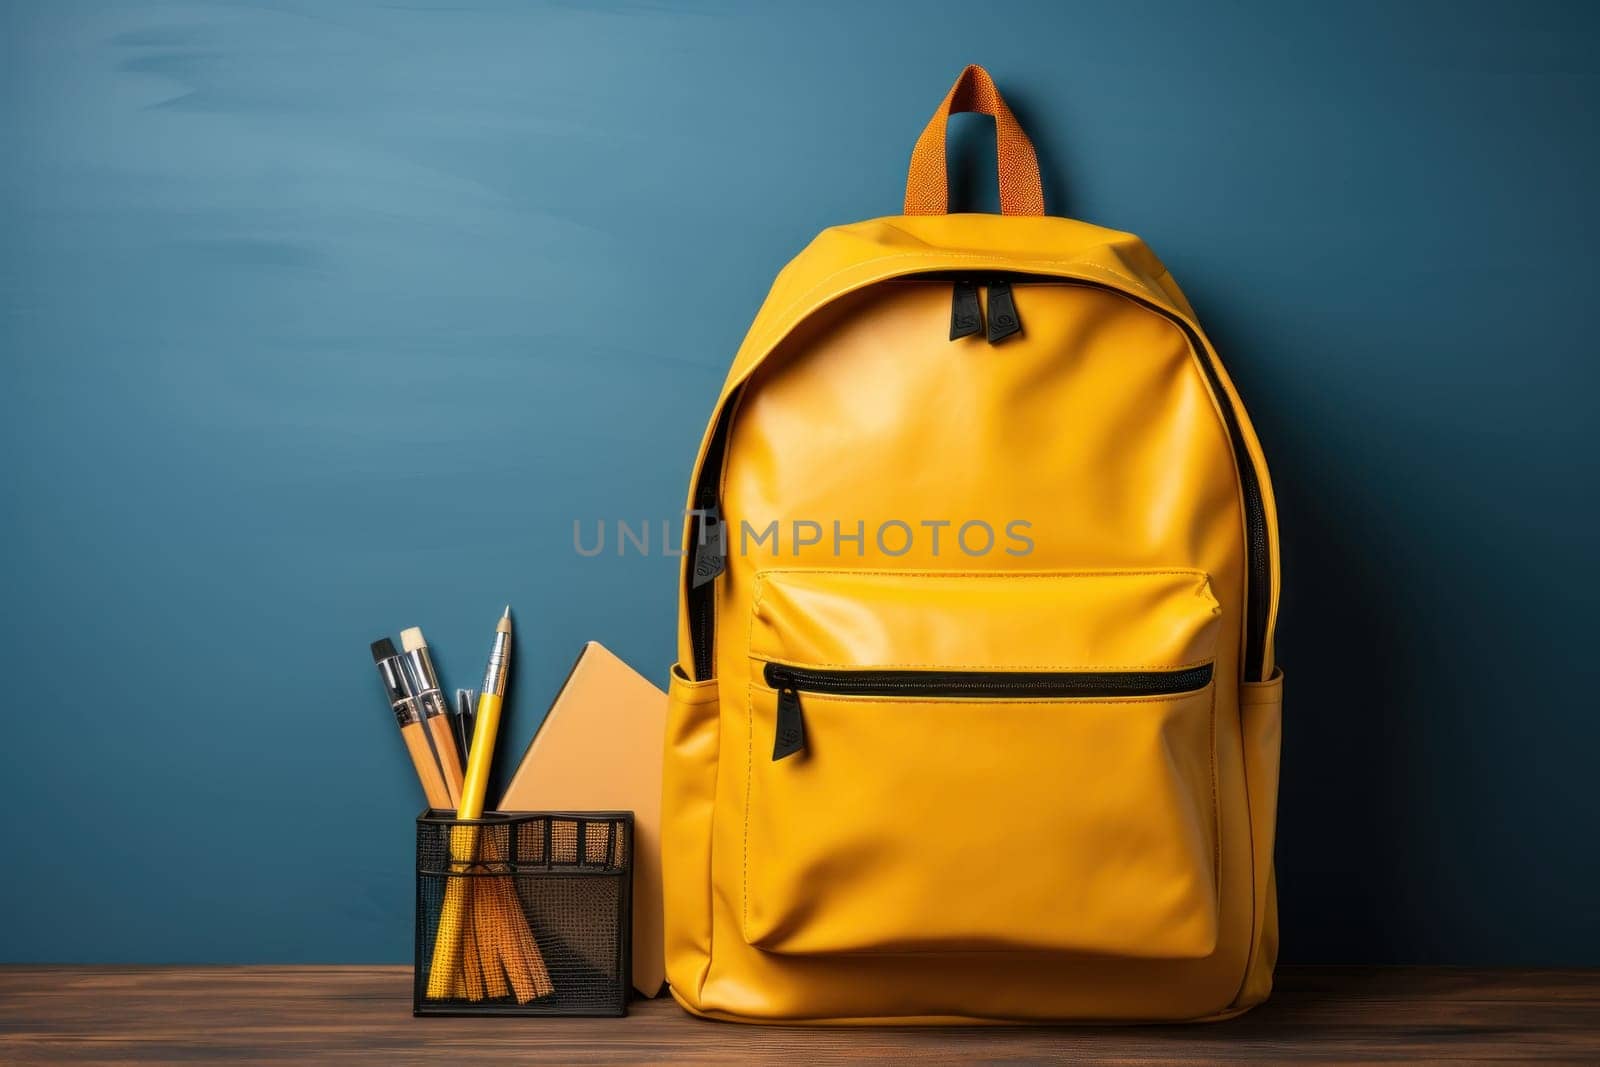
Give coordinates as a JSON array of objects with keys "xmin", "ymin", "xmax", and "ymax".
[{"xmin": 3, "ymin": 0, "xmax": 1596, "ymax": 965}]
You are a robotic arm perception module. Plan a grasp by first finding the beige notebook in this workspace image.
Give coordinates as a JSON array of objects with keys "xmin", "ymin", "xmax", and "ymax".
[{"xmin": 498, "ymin": 641, "xmax": 666, "ymax": 997}]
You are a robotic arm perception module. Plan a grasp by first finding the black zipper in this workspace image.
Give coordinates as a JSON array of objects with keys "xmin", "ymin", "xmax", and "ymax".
[
  {"xmin": 685, "ymin": 271, "xmax": 1272, "ymax": 684},
  {"xmin": 764, "ymin": 661, "xmax": 1213, "ymax": 760},
  {"xmin": 985, "ymin": 278, "xmax": 1021, "ymax": 343},
  {"xmin": 949, "ymin": 278, "xmax": 983, "ymax": 339},
  {"xmin": 687, "ymin": 403, "xmax": 733, "ymax": 680},
  {"xmin": 941, "ymin": 276, "xmax": 1024, "ymax": 344}
]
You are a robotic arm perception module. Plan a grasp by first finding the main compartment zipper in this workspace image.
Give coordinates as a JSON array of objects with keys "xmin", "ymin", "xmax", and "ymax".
[
  {"xmin": 946, "ymin": 278, "xmax": 1022, "ymax": 343},
  {"xmin": 764, "ymin": 661, "xmax": 1215, "ymax": 761},
  {"xmin": 686, "ymin": 270, "xmax": 1273, "ymax": 684}
]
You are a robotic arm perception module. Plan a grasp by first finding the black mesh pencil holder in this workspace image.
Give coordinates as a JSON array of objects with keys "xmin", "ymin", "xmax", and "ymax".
[{"xmin": 415, "ymin": 809, "xmax": 633, "ymax": 1017}]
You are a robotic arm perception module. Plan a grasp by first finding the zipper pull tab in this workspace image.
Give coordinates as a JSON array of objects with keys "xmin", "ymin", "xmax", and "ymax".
[
  {"xmin": 949, "ymin": 280, "xmax": 983, "ymax": 340},
  {"xmin": 986, "ymin": 279, "xmax": 1021, "ymax": 343},
  {"xmin": 772, "ymin": 678, "xmax": 806, "ymax": 761},
  {"xmin": 690, "ymin": 498, "xmax": 726, "ymax": 589}
]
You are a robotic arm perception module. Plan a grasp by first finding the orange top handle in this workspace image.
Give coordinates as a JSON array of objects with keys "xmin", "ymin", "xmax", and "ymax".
[{"xmin": 904, "ymin": 65, "xmax": 1045, "ymax": 217}]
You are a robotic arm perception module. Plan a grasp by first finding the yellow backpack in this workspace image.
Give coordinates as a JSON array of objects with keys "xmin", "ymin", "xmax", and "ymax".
[{"xmin": 663, "ymin": 65, "xmax": 1284, "ymax": 1023}]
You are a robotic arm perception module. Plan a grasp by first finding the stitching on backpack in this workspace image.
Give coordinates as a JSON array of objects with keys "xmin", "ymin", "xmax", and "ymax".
[
  {"xmin": 743, "ymin": 681, "xmax": 754, "ymax": 936},
  {"xmin": 750, "ymin": 654, "xmax": 1218, "ymax": 674},
  {"xmin": 746, "ymin": 576, "xmax": 771, "ymax": 666},
  {"xmin": 1209, "ymin": 682, "xmax": 1222, "ymax": 907},
  {"xmin": 752, "ymin": 567, "xmax": 1211, "ymax": 581},
  {"xmin": 772, "ymin": 252, "xmax": 1151, "ymax": 330}
]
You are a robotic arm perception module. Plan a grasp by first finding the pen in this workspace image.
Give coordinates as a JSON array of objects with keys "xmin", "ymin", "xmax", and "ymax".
[
  {"xmin": 458, "ymin": 606, "xmax": 511, "ymax": 822},
  {"xmin": 427, "ymin": 606, "xmax": 551, "ymax": 1002}
]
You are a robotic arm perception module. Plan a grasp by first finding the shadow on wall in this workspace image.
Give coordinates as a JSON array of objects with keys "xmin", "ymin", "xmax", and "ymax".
[{"xmin": 1193, "ymin": 290, "xmax": 1424, "ymax": 963}]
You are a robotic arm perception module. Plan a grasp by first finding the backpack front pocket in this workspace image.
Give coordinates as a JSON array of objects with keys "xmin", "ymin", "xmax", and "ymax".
[{"xmin": 742, "ymin": 569, "xmax": 1224, "ymax": 959}]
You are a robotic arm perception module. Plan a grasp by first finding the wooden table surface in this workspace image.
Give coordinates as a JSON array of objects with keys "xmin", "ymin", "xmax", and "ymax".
[{"xmin": 1, "ymin": 966, "xmax": 1596, "ymax": 1063}]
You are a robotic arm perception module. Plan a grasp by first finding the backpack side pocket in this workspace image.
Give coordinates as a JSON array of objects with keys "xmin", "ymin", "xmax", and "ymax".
[
  {"xmin": 662, "ymin": 664, "xmax": 721, "ymax": 1006},
  {"xmin": 1235, "ymin": 669, "xmax": 1284, "ymax": 1010}
]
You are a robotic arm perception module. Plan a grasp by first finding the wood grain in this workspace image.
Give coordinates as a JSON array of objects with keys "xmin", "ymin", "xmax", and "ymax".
[{"xmin": 1, "ymin": 966, "xmax": 1596, "ymax": 1064}]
